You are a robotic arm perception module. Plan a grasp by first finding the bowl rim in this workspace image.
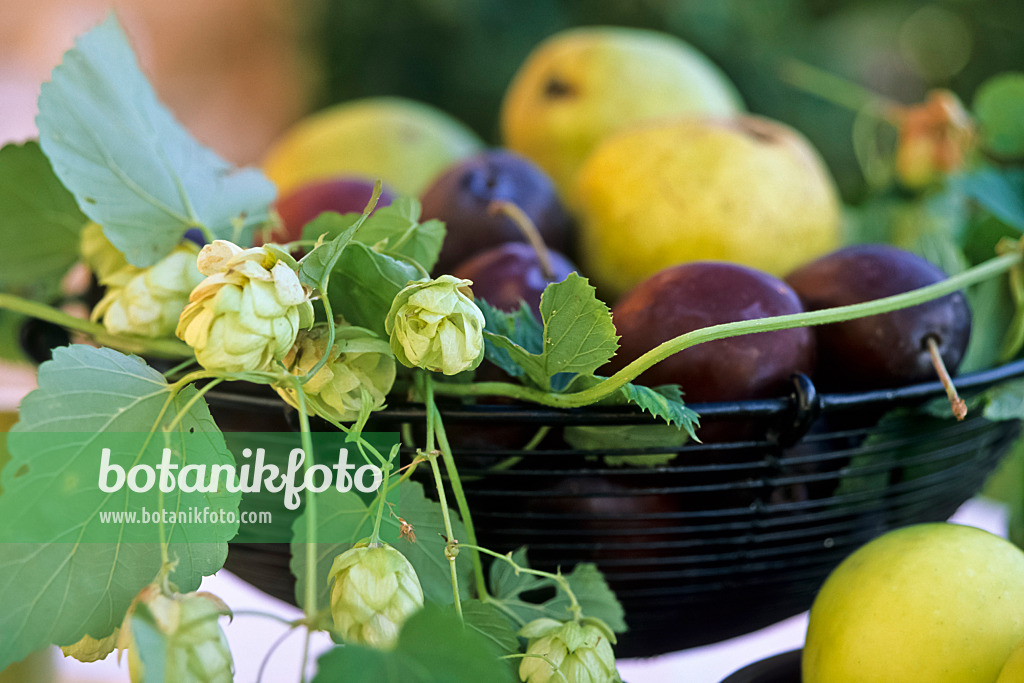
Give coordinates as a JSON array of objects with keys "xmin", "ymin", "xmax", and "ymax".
[{"xmin": 203, "ymin": 356, "xmax": 1024, "ymax": 424}]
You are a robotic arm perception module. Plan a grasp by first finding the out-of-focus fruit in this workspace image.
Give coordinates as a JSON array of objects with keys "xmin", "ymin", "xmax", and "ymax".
[
  {"xmin": 452, "ymin": 242, "xmax": 576, "ymax": 317},
  {"xmin": 263, "ymin": 97, "xmax": 483, "ymax": 196},
  {"xmin": 272, "ymin": 177, "xmax": 395, "ymax": 243},
  {"xmin": 573, "ymin": 116, "xmax": 841, "ymax": 298},
  {"xmin": 606, "ymin": 261, "xmax": 815, "ymax": 404},
  {"xmin": 500, "ymin": 26, "xmax": 742, "ymax": 196},
  {"xmin": 785, "ymin": 244, "xmax": 971, "ymax": 392},
  {"xmin": 803, "ymin": 523, "xmax": 1024, "ymax": 683},
  {"xmin": 894, "ymin": 90, "xmax": 974, "ymax": 189},
  {"xmin": 420, "ymin": 150, "xmax": 572, "ymax": 274}
]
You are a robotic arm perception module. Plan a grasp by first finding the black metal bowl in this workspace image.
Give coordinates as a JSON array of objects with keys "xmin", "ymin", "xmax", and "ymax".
[
  {"xmin": 206, "ymin": 360, "xmax": 1024, "ymax": 658},
  {"xmin": 720, "ymin": 650, "xmax": 802, "ymax": 683}
]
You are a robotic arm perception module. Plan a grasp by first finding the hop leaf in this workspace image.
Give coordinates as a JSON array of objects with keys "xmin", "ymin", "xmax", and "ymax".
[
  {"xmin": 329, "ymin": 543, "xmax": 425, "ymax": 649},
  {"xmin": 385, "ymin": 275, "xmax": 485, "ymax": 375},
  {"xmin": 176, "ymin": 240, "xmax": 315, "ymax": 372}
]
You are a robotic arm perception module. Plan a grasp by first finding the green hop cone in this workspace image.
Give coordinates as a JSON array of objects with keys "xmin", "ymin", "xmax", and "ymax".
[
  {"xmin": 276, "ymin": 322, "xmax": 397, "ymax": 423},
  {"xmin": 120, "ymin": 586, "xmax": 233, "ymax": 683},
  {"xmin": 328, "ymin": 543, "xmax": 424, "ymax": 649},
  {"xmin": 90, "ymin": 241, "xmax": 204, "ymax": 338},
  {"xmin": 176, "ymin": 240, "xmax": 315, "ymax": 372},
  {"xmin": 519, "ymin": 617, "xmax": 620, "ymax": 683},
  {"xmin": 384, "ymin": 274, "xmax": 485, "ymax": 375}
]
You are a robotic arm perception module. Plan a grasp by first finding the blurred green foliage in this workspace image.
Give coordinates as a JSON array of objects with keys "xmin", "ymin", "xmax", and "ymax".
[{"xmin": 309, "ymin": 0, "xmax": 1024, "ymax": 202}]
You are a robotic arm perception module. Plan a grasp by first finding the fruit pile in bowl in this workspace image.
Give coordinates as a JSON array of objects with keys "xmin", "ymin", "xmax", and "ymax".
[{"xmin": 3, "ymin": 13, "xmax": 1024, "ymax": 683}]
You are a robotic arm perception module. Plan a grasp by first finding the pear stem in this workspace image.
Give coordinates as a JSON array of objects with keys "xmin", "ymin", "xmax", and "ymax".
[
  {"xmin": 926, "ymin": 335, "xmax": 967, "ymax": 421},
  {"xmin": 488, "ymin": 200, "xmax": 555, "ymax": 279}
]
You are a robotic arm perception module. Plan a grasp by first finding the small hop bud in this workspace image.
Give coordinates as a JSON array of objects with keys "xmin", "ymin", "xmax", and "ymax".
[
  {"xmin": 519, "ymin": 617, "xmax": 620, "ymax": 683},
  {"xmin": 385, "ymin": 275, "xmax": 485, "ymax": 375},
  {"xmin": 119, "ymin": 586, "xmax": 233, "ymax": 683},
  {"xmin": 329, "ymin": 543, "xmax": 424, "ymax": 649},
  {"xmin": 276, "ymin": 322, "xmax": 397, "ymax": 423},
  {"xmin": 176, "ymin": 240, "xmax": 315, "ymax": 372},
  {"xmin": 90, "ymin": 241, "xmax": 204, "ymax": 338}
]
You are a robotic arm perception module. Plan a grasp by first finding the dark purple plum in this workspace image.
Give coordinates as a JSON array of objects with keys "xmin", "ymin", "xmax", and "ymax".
[
  {"xmin": 605, "ymin": 262, "xmax": 816, "ymax": 404},
  {"xmin": 785, "ymin": 244, "xmax": 971, "ymax": 392},
  {"xmin": 271, "ymin": 176, "xmax": 395, "ymax": 244},
  {"xmin": 453, "ymin": 242, "xmax": 576, "ymax": 317},
  {"xmin": 420, "ymin": 150, "xmax": 573, "ymax": 273}
]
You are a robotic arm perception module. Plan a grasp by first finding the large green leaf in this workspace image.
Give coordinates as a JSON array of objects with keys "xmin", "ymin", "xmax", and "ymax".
[
  {"xmin": 353, "ymin": 198, "xmax": 445, "ymax": 273},
  {"xmin": 298, "ymin": 211, "xmax": 370, "ymax": 292},
  {"xmin": 488, "ymin": 548, "xmax": 626, "ymax": 633},
  {"xmin": 36, "ymin": 14, "xmax": 275, "ymax": 267},
  {"xmin": 291, "ymin": 479, "xmax": 472, "ymax": 609},
  {"xmin": 312, "ymin": 604, "xmax": 515, "ymax": 683},
  {"xmin": 0, "ymin": 345, "xmax": 238, "ymax": 669},
  {"xmin": 483, "ymin": 274, "xmax": 619, "ymax": 390},
  {"xmin": 954, "ymin": 168, "xmax": 1024, "ymax": 232},
  {"xmin": 974, "ymin": 72, "xmax": 1024, "ymax": 160},
  {"xmin": 0, "ymin": 141, "xmax": 86, "ymax": 287},
  {"xmin": 327, "ymin": 242, "xmax": 422, "ymax": 338},
  {"xmin": 478, "ymin": 299, "xmax": 544, "ymax": 378},
  {"xmin": 460, "ymin": 599, "xmax": 520, "ymax": 655},
  {"xmin": 539, "ymin": 273, "xmax": 619, "ymax": 377}
]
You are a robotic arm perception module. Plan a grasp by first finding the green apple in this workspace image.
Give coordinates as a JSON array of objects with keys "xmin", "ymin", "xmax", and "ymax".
[
  {"xmin": 263, "ymin": 97, "xmax": 483, "ymax": 197},
  {"xmin": 803, "ymin": 523, "xmax": 1024, "ymax": 683},
  {"xmin": 500, "ymin": 26, "xmax": 742, "ymax": 198}
]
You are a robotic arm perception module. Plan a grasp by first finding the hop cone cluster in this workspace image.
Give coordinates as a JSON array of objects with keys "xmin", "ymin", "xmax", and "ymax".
[
  {"xmin": 385, "ymin": 274, "xmax": 485, "ymax": 375},
  {"xmin": 90, "ymin": 239, "xmax": 204, "ymax": 338},
  {"xmin": 176, "ymin": 240, "xmax": 314, "ymax": 372}
]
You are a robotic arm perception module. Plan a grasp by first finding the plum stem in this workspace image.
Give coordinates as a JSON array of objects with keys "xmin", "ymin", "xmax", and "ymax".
[
  {"xmin": 926, "ymin": 335, "xmax": 967, "ymax": 421},
  {"xmin": 488, "ymin": 199, "xmax": 555, "ymax": 279}
]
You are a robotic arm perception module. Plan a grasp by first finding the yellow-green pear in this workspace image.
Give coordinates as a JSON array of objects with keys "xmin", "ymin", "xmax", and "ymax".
[
  {"xmin": 572, "ymin": 115, "xmax": 840, "ymax": 298},
  {"xmin": 263, "ymin": 97, "xmax": 483, "ymax": 196},
  {"xmin": 803, "ymin": 523, "xmax": 1024, "ymax": 683},
  {"xmin": 500, "ymin": 26, "xmax": 742, "ymax": 197},
  {"xmin": 998, "ymin": 637, "xmax": 1024, "ymax": 683}
]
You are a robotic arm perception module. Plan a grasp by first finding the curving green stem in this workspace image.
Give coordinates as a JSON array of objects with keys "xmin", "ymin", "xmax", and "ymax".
[
  {"xmin": 433, "ymin": 251, "xmax": 1022, "ymax": 407},
  {"xmin": 426, "ymin": 447, "xmax": 462, "ymax": 617},
  {"xmin": 465, "ymin": 544, "xmax": 582, "ymax": 622},
  {"xmin": 370, "ymin": 450, "xmax": 394, "ymax": 544},
  {"xmin": 292, "ymin": 381, "xmax": 318, "ymax": 683},
  {"xmin": 426, "ymin": 377, "xmax": 490, "ymax": 600},
  {"xmin": 0, "ymin": 292, "xmax": 193, "ymax": 358}
]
